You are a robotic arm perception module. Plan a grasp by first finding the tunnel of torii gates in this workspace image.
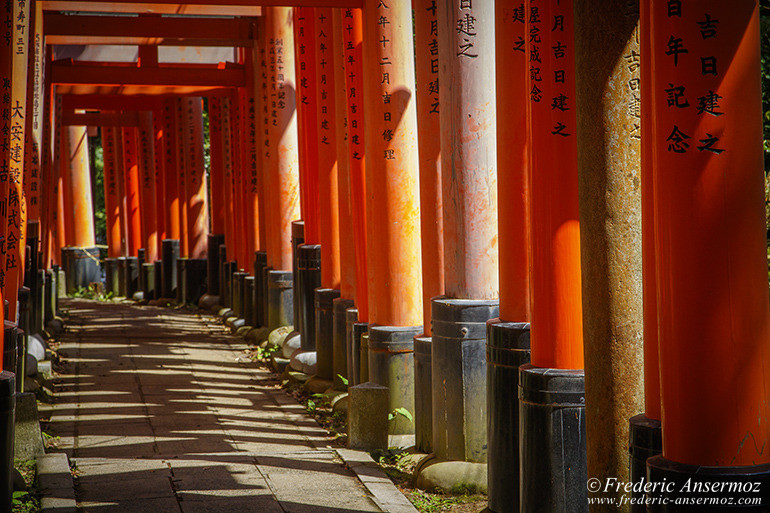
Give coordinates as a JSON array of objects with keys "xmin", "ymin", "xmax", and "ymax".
[{"xmin": 0, "ymin": 0, "xmax": 767, "ymax": 511}]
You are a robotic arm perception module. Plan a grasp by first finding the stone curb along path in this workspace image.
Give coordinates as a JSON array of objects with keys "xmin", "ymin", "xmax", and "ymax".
[{"xmin": 40, "ymin": 298, "xmax": 420, "ymax": 513}]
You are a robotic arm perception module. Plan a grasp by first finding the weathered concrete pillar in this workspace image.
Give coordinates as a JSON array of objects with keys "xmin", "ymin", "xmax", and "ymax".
[
  {"xmin": 348, "ymin": 382, "xmax": 388, "ymax": 452},
  {"xmin": 520, "ymin": 2, "xmax": 587, "ymax": 512},
  {"xmin": 573, "ymin": 1, "xmax": 644, "ymax": 511},
  {"xmin": 138, "ymin": 111, "xmax": 159, "ymax": 263},
  {"xmin": 430, "ymin": 0, "xmax": 497, "ymax": 471},
  {"xmin": 646, "ymin": 2, "xmax": 770, "ymax": 506},
  {"xmin": 362, "ymin": 0, "xmax": 423, "ymax": 434}
]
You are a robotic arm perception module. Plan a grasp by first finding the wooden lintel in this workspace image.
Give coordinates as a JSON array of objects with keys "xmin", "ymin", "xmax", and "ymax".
[
  {"xmin": 41, "ymin": 2, "xmax": 263, "ymax": 16},
  {"xmin": 44, "ymin": 13, "xmax": 255, "ymax": 47},
  {"xmin": 59, "ymin": 90, "xmax": 232, "ymax": 110},
  {"xmin": 51, "ymin": 61, "xmax": 246, "ymax": 87},
  {"xmin": 61, "ymin": 111, "xmax": 141, "ymax": 127}
]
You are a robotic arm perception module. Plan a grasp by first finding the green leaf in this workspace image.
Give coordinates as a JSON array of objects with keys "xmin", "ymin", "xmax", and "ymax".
[
  {"xmin": 337, "ymin": 374, "xmax": 349, "ymax": 386},
  {"xmin": 393, "ymin": 407, "xmax": 413, "ymax": 423}
]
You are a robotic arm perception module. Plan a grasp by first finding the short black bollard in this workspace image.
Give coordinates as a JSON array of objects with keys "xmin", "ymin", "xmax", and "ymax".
[
  {"xmin": 244, "ymin": 276, "xmax": 256, "ymax": 327},
  {"xmin": 345, "ymin": 307, "xmax": 360, "ymax": 385},
  {"xmin": 291, "ymin": 221, "xmax": 305, "ymax": 336},
  {"xmin": 125, "ymin": 256, "xmax": 139, "ymax": 298},
  {"xmin": 105, "ymin": 258, "xmax": 119, "ymax": 296},
  {"xmin": 153, "ymin": 261, "xmax": 163, "ymax": 300},
  {"xmin": 3, "ymin": 323, "xmax": 17, "ymax": 390},
  {"xmin": 117, "ymin": 257, "xmax": 127, "ymax": 297},
  {"xmin": 142, "ymin": 263, "xmax": 156, "ymax": 300},
  {"xmin": 137, "ymin": 248, "xmax": 146, "ymax": 293}
]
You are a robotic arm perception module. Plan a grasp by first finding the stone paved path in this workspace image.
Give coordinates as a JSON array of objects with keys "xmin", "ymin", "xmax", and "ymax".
[{"xmin": 44, "ymin": 298, "xmax": 384, "ymax": 513}]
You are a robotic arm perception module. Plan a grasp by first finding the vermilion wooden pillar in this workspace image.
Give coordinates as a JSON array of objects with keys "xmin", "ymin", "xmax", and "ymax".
[
  {"xmin": 24, "ymin": 1, "xmax": 44, "ymax": 226},
  {"xmin": 112, "ymin": 126, "xmax": 129, "ymax": 256},
  {"xmin": 183, "ymin": 98, "xmax": 209, "ymax": 259},
  {"xmin": 162, "ymin": 99, "xmax": 180, "ymax": 242},
  {"xmin": 102, "ymin": 127, "xmax": 123, "ymax": 258},
  {"xmin": 122, "ymin": 126, "xmax": 142, "ymax": 257},
  {"xmin": 650, "ymin": 0, "xmax": 770, "ymax": 470},
  {"xmin": 362, "ymin": 0, "xmax": 423, "ymax": 327},
  {"xmin": 53, "ymin": 96, "xmax": 66, "ymax": 263},
  {"xmin": 229, "ymin": 91, "xmax": 245, "ymax": 267},
  {"xmin": 153, "ymin": 109, "xmax": 167, "ymax": 249},
  {"xmin": 527, "ymin": 0, "xmax": 584, "ymax": 371},
  {"xmin": 413, "ymin": 0, "xmax": 444, "ymax": 336},
  {"xmin": 175, "ymin": 99, "xmax": 190, "ymax": 258},
  {"xmin": 315, "ymin": 8, "xmax": 340, "ymax": 290},
  {"xmin": 266, "ymin": 7, "xmax": 301, "ymax": 272},
  {"xmin": 342, "ymin": 8, "xmax": 369, "ymax": 322},
  {"xmin": 220, "ymin": 97, "xmax": 237, "ymax": 258},
  {"xmin": 137, "ymin": 112, "xmax": 159, "ymax": 262},
  {"xmin": 294, "ymin": 6, "xmax": 320, "ymax": 244},
  {"xmin": 6, "ymin": 0, "xmax": 31, "ymax": 319},
  {"xmin": 332, "ymin": 10, "xmax": 355, "ymax": 302},
  {"xmin": 243, "ymin": 51, "xmax": 261, "ymax": 268},
  {"xmin": 208, "ymin": 97, "xmax": 227, "ymax": 238}
]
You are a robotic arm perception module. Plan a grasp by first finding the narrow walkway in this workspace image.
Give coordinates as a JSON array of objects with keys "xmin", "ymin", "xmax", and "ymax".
[{"xmin": 44, "ymin": 299, "xmax": 383, "ymax": 513}]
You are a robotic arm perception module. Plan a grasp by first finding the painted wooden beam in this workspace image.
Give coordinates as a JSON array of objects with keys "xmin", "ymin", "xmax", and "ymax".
[
  {"xmin": 44, "ymin": 13, "xmax": 255, "ymax": 47},
  {"xmin": 51, "ymin": 60, "xmax": 246, "ymax": 87}
]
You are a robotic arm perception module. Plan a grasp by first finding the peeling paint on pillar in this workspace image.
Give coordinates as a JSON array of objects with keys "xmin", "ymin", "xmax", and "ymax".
[{"xmin": 361, "ymin": 0, "xmax": 422, "ymax": 328}]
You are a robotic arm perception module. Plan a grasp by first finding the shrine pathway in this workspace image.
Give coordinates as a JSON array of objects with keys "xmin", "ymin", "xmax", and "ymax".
[{"xmin": 42, "ymin": 298, "xmax": 392, "ymax": 513}]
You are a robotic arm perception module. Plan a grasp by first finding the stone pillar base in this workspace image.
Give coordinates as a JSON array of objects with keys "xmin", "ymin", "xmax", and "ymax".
[
  {"xmin": 413, "ymin": 335, "xmax": 432, "ymax": 454},
  {"xmin": 367, "ymin": 324, "xmax": 420, "ymax": 435},
  {"xmin": 206, "ymin": 234, "xmax": 225, "ymax": 297},
  {"xmin": 0, "ymin": 370, "xmax": 14, "ymax": 513},
  {"xmin": 314, "ymin": 288, "xmax": 340, "ymax": 381},
  {"xmin": 486, "ymin": 320, "xmax": 530, "ymax": 513},
  {"xmin": 63, "ymin": 247, "xmax": 101, "ymax": 294},
  {"xmin": 297, "ymin": 245, "xmax": 321, "ymax": 351},
  {"xmin": 520, "ymin": 365, "xmax": 587, "ymax": 513},
  {"xmin": 431, "ymin": 297, "xmax": 498, "ymax": 463},
  {"xmin": 345, "ymin": 307, "xmax": 359, "ymax": 385},
  {"xmin": 646, "ymin": 456, "xmax": 770, "ymax": 513},
  {"xmin": 161, "ymin": 239, "xmax": 180, "ymax": 299},
  {"xmin": 254, "ymin": 251, "xmax": 268, "ymax": 327},
  {"xmin": 629, "ymin": 414, "xmax": 662, "ymax": 513},
  {"xmin": 332, "ymin": 298, "xmax": 355, "ymax": 390},
  {"xmin": 124, "ymin": 257, "xmax": 139, "ymax": 298},
  {"xmin": 104, "ymin": 258, "xmax": 119, "ymax": 297},
  {"xmin": 267, "ymin": 270, "xmax": 293, "ymax": 331}
]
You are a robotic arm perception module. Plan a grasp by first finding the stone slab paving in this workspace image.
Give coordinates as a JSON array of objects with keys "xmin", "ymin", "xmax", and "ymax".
[{"xmin": 44, "ymin": 299, "xmax": 386, "ymax": 513}]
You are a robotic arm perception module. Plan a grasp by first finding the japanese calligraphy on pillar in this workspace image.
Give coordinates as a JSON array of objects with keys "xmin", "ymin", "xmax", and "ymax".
[
  {"xmin": 104, "ymin": 126, "xmax": 117, "ymax": 200},
  {"xmin": 343, "ymin": 9, "xmax": 364, "ymax": 164},
  {"xmin": 222, "ymin": 97, "xmax": 234, "ymax": 197},
  {"xmin": 6, "ymin": 0, "xmax": 31, "ymax": 302},
  {"xmin": 24, "ymin": 2, "xmax": 43, "ymax": 220},
  {"xmin": 420, "ymin": 1, "xmax": 439, "ymax": 116},
  {"xmin": 658, "ymin": 0, "xmax": 728, "ymax": 156},
  {"xmin": 315, "ymin": 9, "xmax": 334, "ymax": 150}
]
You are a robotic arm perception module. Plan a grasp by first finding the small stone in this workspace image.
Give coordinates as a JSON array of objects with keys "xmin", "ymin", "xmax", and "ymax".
[
  {"xmin": 348, "ymin": 382, "xmax": 389, "ymax": 452},
  {"xmin": 14, "ymin": 392, "xmax": 44, "ymax": 460},
  {"xmin": 290, "ymin": 350, "xmax": 317, "ymax": 375},
  {"xmin": 281, "ymin": 332, "xmax": 301, "ymax": 358},
  {"xmin": 415, "ymin": 459, "xmax": 488, "ymax": 494},
  {"xmin": 27, "ymin": 334, "xmax": 46, "ymax": 362},
  {"xmin": 268, "ymin": 326, "xmax": 293, "ymax": 350}
]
